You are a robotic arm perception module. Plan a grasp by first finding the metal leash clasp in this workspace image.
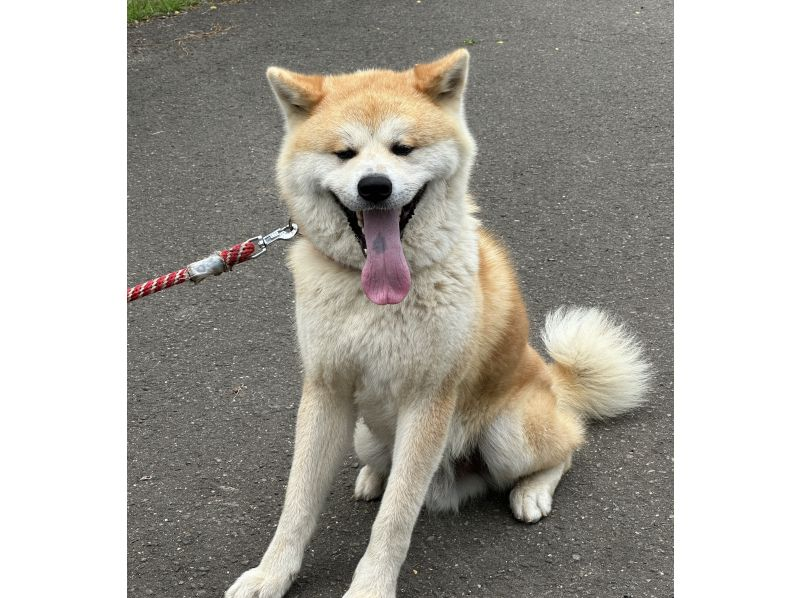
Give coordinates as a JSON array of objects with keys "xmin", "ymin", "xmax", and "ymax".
[{"xmin": 247, "ymin": 222, "xmax": 299, "ymax": 260}]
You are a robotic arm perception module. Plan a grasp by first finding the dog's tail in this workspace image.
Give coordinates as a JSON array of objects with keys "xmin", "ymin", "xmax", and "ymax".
[{"xmin": 542, "ymin": 307, "xmax": 651, "ymax": 420}]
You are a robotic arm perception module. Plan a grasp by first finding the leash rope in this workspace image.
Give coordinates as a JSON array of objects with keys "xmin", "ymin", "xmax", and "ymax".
[{"xmin": 127, "ymin": 223, "xmax": 298, "ymax": 303}]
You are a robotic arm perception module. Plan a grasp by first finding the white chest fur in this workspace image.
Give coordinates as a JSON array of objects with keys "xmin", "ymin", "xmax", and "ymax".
[{"xmin": 288, "ymin": 226, "xmax": 479, "ymax": 426}]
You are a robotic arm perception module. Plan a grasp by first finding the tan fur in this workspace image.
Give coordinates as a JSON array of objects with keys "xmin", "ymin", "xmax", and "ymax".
[
  {"xmin": 277, "ymin": 70, "xmax": 466, "ymax": 154},
  {"xmin": 226, "ymin": 50, "xmax": 649, "ymax": 598},
  {"xmin": 463, "ymin": 231, "xmax": 585, "ymax": 465}
]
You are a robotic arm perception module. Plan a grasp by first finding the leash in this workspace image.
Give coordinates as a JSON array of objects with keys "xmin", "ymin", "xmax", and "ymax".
[{"xmin": 127, "ymin": 223, "xmax": 298, "ymax": 303}]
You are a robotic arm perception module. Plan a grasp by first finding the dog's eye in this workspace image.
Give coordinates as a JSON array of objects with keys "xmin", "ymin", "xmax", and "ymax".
[
  {"xmin": 391, "ymin": 144, "xmax": 414, "ymax": 157},
  {"xmin": 335, "ymin": 149, "xmax": 357, "ymax": 160}
]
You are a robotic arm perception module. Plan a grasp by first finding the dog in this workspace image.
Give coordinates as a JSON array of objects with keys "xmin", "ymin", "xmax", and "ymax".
[{"xmin": 225, "ymin": 49, "xmax": 650, "ymax": 598}]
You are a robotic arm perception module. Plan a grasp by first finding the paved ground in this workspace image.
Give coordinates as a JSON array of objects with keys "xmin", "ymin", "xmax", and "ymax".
[{"xmin": 127, "ymin": 1, "xmax": 673, "ymax": 596}]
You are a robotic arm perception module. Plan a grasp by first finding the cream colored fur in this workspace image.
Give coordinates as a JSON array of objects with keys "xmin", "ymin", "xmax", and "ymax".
[
  {"xmin": 543, "ymin": 306, "xmax": 652, "ymax": 420},
  {"xmin": 225, "ymin": 50, "xmax": 650, "ymax": 598}
]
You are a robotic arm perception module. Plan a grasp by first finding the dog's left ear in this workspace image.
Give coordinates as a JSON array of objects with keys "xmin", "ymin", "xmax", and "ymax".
[
  {"xmin": 266, "ymin": 67, "xmax": 324, "ymax": 128},
  {"xmin": 413, "ymin": 49, "xmax": 470, "ymax": 111}
]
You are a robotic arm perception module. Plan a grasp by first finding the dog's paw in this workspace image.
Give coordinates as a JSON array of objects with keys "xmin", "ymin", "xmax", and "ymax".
[
  {"xmin": 224, "ymin": 567, "xmax": 293, "ymax": 598},
  {"xmin": 354, "ymin": 465, "xmax": 385, "ymax": 501},
  {"xmin": 509, "ymin": 479, "xmax": 554, "ymax": 524}
]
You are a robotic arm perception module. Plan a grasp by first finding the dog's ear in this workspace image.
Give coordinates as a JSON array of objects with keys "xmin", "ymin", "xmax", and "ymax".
[
  {"xmin": 266, "ymin": 67, "xmax": 324, "ymax": 127},
  {"xmin": 413, "ymin": 49, "xmax": 470, "ymax": 110}
]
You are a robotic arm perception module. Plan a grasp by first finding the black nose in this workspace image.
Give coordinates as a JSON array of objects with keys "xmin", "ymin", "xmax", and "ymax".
[{"xmin": 358, "ymin": 175, "xmax": 393, "ymax": 203}]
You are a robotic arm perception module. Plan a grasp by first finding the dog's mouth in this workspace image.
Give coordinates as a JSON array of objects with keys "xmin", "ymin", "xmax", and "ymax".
[
  {"xmin": 330, "ymin": 183, "xmax": 428, "ymax": 255},
  {"xmin": 330, "ymin": 183, "xmax": 427, "ymax": 306}
]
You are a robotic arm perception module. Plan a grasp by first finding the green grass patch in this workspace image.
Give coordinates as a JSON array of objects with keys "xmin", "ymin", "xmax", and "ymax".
[{"xmin": 127, "ymin": 0, "xmax": 200, "ymax": 23}]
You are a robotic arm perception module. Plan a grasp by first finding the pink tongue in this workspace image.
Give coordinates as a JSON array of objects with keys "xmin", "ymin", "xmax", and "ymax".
[{"xmin": 360, "ymin": 209, "xmax": 411, "ymax": 305}]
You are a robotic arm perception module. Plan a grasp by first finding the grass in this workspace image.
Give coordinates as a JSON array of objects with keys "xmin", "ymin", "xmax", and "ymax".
[{"xmin": 127, "ymin": 0, "xmax": 200, "ymax": 23}]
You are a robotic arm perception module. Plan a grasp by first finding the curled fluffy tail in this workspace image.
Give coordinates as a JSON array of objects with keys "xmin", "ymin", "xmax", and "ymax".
[{"xmin": 542, "ymin": 307, "xmax": 652, "ymax": 420}]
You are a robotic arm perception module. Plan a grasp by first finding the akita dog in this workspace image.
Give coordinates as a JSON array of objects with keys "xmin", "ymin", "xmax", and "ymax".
[{"xmin": 226, "ymin": 49, "xmax": 650, "ymax": 598}]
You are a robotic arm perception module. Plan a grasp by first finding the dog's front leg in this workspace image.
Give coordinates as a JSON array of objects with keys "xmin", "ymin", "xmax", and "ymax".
[
  {"xmin": 344, "ymin": 393, "xmax": 456, "ymax": 598},
  {"xmin": 226, "ymin": 380, "xmax": 355, "ymax": 598}
]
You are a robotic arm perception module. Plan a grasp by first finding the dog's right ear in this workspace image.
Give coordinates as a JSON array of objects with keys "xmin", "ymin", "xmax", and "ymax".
[{"xmin": 266, "ymin": 67, "xmax": 324, "ymax": 128}]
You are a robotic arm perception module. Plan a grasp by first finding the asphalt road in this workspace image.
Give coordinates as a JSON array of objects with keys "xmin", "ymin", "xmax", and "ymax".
[{"xmin": 127, "ymin": 1, "xmax": 673, "ymax": 596}]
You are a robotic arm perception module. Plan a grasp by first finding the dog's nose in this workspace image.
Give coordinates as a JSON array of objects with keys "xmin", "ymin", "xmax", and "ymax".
[{"xmin": 358, "ymin": 175, "xmax": 393, "ymax": 203}]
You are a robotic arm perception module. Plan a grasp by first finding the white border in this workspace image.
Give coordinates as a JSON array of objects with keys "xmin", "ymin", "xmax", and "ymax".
[
  {"xmin": 2, "ymin": 3, "xmax": 126, "ymax": 597},
  {"xmin": 676, "ymin": 1, "xmax": 799, "ymax": 595}
]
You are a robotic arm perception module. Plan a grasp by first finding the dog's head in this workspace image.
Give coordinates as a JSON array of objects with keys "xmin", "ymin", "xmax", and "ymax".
[{"xmin": 267, "ymin": 50, "xmax": 476, "ymax": 305}]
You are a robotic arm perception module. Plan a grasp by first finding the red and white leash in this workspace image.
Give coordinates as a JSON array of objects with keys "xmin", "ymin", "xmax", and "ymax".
[{"xmin": 127, "ymin": 223, "xmax": 298, "ymax": 303}]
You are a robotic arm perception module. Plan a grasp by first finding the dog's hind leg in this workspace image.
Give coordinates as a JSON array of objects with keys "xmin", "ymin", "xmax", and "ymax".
[
  {"xmin": 353, "ymin": 420, "xmax": 391, "ymax": 501},
  {"xmin": 478, "ymin": 361, "xmax": 584, "ymax": 524},
  {"xmin": 509, "ymin": 458, "xmax": 571, "ymax": 523}
]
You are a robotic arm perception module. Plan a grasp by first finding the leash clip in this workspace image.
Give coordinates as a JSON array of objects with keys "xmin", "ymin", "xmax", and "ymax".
[{"xmin": 248, "ymin": 222, "xmax": 299, "ymax": 260}]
